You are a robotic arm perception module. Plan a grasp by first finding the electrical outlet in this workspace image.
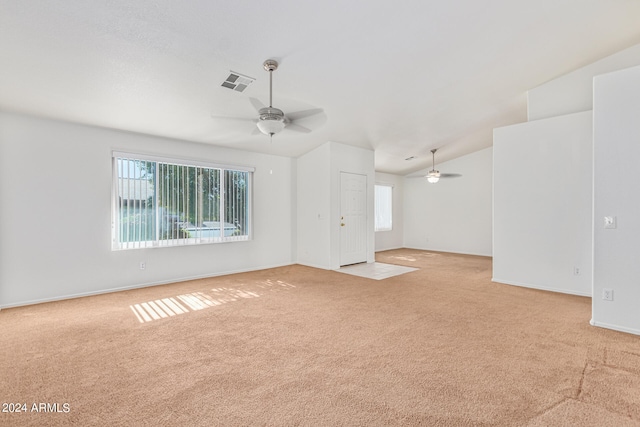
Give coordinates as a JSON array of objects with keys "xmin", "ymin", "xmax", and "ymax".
[
  {"xmin": 573, "ymin": 267, "xmax": 580, "ymax": 276},
  {"xmin": 139, "ymin": 262, "xmax": 146, "ymax": 270},
  {"xmin": 602, "ymin": 288, "xmax": 613, "ymax": 301}
]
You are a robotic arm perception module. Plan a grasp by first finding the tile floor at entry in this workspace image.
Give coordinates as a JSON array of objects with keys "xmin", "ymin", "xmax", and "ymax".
[{"xmin": 335, "ymin": 262, "xmax": 418, "ymax": 280}]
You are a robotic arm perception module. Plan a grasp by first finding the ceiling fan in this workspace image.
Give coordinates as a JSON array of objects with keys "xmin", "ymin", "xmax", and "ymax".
[
  {"xmin": 213, "ymin": 59, "xmax": 324, "ymax": 139},
  {"xmin": 425, "ymin": 149, "xmax": 462, "ymax": 183}
]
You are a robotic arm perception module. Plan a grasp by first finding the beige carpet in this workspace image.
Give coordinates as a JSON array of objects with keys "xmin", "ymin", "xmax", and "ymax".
[{"xmin": 1, "ymin": 249, "xmax": 640, "ymax": 426}]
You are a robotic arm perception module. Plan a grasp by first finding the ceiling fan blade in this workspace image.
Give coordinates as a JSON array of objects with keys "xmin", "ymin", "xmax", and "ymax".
[
  {"xmin": 286, "ymin": 108, "xmax": 324, "ymax": 121},
  {"xmin": 406, "ymin": 173, "xmax": 462, "ymax": 179},
  {"xmin": 211, "ymin": 114, "xmax": 256, "ymax": 124},
  {"xmin": 249, "ymin": 97, "xmax": 266, "ymax": 112},
  {"xmin": 285, "ymin": 123, "xmax": 312, "ymax": 133}
]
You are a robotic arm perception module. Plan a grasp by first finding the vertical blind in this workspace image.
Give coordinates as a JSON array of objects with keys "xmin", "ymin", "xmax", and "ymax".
[
  {"xmin": 374, "ymin": 184, "xmax": 393, "ymax": 231},
  {"xmin": 113, "ymin": 153, "xmax": 252, "ymax": 250}
]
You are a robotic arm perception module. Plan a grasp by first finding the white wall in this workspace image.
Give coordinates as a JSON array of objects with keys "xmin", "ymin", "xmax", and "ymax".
[
  {"xmin": 0, "ymin": 112, "xmax": 295, "ymax": 308},
  {"xmin": 403, "ymin": 148, "xmax": 493, "ymax": 257},
  {"xmin": 296, "ymin": 141, "xmax": 375, "ymax": 270},
  {"xmin": 528, "ymin": 43, "xmax": 640, "ymax": 121},
  {"xmin": 296, "ymin": 143, "xmax": 331, "ymax": 269},
  {"xmin": 592, "ymin": 65, "xmax": 640, "ymax": 335},
  {"xmin": 493, "ymin": 111, "xmax": 592, "ymax": 296},
  {"xmin": 374, "ymin": 172, "xmax": 404, "ymax": 252}
]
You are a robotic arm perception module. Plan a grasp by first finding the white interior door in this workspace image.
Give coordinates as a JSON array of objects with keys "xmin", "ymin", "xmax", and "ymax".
[{"xmin": 340, "ymin": 172, "xmax": 367, "ymax": 266}]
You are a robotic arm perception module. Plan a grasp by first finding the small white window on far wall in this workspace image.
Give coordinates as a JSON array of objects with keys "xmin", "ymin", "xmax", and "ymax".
[{"xmin": 374, "ymin": 184, "xmax": 393, "ymax": 232}]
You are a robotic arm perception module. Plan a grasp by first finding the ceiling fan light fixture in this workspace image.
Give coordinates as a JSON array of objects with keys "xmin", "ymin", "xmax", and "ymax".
[
  {"xmin": 256, "ymin": 117, "xmax": 285, "ymax": 136},
  {"xmin": 426, "ymin": 170, "xmax": 440, "ymax": 184}
]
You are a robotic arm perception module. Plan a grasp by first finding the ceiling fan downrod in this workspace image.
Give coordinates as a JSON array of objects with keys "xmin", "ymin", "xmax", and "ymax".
[
  {"xmin": 257, "ymin": 59, "xmax": 285, "ymax": 137},
  {"xmin": 263, "ymin": 59, "xmax": 278, "ymax": 108},
  {"xmin": 427, "ymin": 148, "xmax": 441, "ymax": 184}
]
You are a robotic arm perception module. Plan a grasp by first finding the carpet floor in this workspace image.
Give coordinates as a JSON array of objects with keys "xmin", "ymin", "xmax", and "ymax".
[{"xmin": 1, "ymin": 249, "xmax": 640, "ymax": 426}]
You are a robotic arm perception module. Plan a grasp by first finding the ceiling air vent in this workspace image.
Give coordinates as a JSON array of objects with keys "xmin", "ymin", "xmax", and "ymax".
[{"xmin": 221, "ymin": 71, "xmax": 255, "ymax": 93}]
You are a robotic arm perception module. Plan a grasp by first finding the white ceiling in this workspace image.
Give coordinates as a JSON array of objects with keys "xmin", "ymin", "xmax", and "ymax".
[{"xmin": 1, "ymin": 1, "xmax": 640, "ymax": 175}]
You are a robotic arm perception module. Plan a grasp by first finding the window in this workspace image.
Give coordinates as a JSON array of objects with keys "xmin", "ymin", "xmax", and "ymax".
[
  {"xmin": 374, "ymin": 184, "xmax": 393, "ymax": 231},
  {"xmin": 112, "ymin": 152, "xmax": 253, "ymax": 250}
]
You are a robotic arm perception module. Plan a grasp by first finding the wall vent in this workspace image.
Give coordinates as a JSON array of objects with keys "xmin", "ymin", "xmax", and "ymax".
[{"xmin": 221, "ymin": 71, "xmax": 255, "ymax": 92}]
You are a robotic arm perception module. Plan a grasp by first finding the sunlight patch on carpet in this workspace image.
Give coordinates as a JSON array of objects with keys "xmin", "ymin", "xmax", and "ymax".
[
  {"xmin": 255, "ymin": 279, "xmax": 296, "ymax": 290},
  {"xmin": 130, "ymin": 281, "xmax": 296, "ymax": 323}
]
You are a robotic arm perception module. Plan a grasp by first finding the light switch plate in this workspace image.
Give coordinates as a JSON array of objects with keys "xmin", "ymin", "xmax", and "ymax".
[{"xmin": 604, "ymin": 216, "xmax": 617, "ymax": 229}]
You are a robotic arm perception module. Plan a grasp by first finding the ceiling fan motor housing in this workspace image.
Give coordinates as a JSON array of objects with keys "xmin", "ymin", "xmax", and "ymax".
[
  {"xmin": 427, "ymin": 169, "xmax": 440, "ymax": 184},
  {"xmin": 258, "ymin": 107, "xmax": 285, "ymax": 122}
]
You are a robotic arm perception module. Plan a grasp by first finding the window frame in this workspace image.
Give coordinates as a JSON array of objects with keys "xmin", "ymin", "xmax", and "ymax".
[{"xmin": 111, "ymin": 151, "xmax": 254, "ymax": 250}]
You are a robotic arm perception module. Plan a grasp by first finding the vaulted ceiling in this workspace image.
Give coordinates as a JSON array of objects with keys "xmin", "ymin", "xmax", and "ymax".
[{"xmin": 1, "ymin": 1, "xmax": 640, "ymax": 174}]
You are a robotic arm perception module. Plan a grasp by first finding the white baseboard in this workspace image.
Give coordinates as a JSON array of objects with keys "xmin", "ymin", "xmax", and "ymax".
[
  {"xmin": 296, "ymin": 261, "xmax": 332, "ymax": 271},
  {"xmin": 403, "ymin": 246, "xmax": 492, "ymax": 258},
  {"xmin": 375, "ymin": 246, "xmax": 404, "ymax": 253},
  {"xmin": 590, "ymin": 320, "xmax": 640, "ymax": 336},
  {"xmin": 0, "ymin": 262, "xmax": 295, "ymax": 309},
  {"xmin": 492, "ymin": 277, "xmax": 592, "ymax": 297}
]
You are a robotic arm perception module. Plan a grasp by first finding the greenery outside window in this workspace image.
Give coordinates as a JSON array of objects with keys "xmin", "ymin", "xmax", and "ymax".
[{"xmin": 112, "ymin": 152, "xmax": 253, "ymax": 250}]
